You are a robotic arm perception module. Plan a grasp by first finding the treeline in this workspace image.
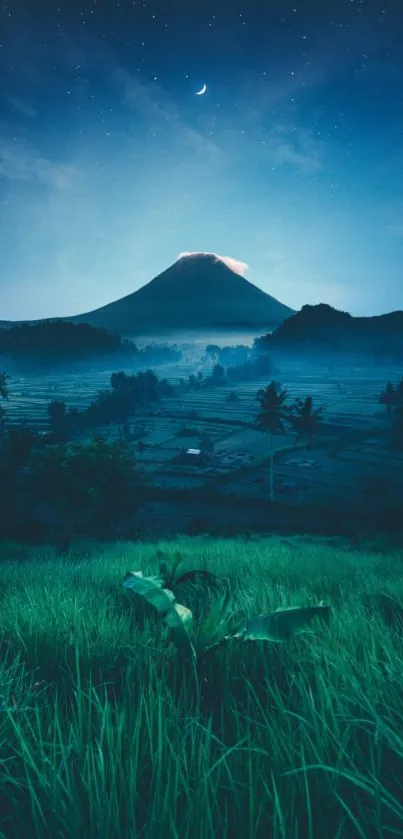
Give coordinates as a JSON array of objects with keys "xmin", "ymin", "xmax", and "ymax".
[
  {"xmin": 0, "ymin": 321, "xmax": 182, "ymax": 370},
  {"xmin": 184, "ymin": 349, "xmax": 274, "ymax": 391},
  {"xmin": 47, "ymin": 370, "xmax": 174, "ymax": 437}
]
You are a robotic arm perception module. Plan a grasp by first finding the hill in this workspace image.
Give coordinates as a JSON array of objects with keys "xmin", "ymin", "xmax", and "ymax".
[
  {"xmin": 255, "ymin": 303, "xmax": 403, "ymax": 360},
  {"xmin": 68, "ymin": 253, "xmax": 294, "ymax": 334}
]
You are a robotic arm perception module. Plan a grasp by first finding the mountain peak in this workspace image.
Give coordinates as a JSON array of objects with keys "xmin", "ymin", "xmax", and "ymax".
[
  {"xmin": 69, "ymin": 253, "xmax": 295, "ymax": 335},
  {"xmin": 175, "ymin": 251, "xmax": 249, "ymax": 277}
]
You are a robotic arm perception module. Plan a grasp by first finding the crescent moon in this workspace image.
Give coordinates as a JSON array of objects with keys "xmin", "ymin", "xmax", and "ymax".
[{"xmin": 196, "ymin": 83, "xmax": 207, "ymax": 96}]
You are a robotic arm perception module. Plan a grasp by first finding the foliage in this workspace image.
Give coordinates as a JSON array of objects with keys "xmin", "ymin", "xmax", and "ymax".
[
  {"xmin": 218, "ymin": 345, "xmax": 250, "ymax": 367},
  {"xmin": 0, "ymin": 325, "xmax": 182, "ymax": 371},
  {"xmin": 123, "ymin": 569, "xmax": 195, "ymax": 658},
  {"xmin": 233, "ymin": 602, "xmax": 330, "ymax": 642},
  {"xmin": 25, "ymin": 438, "xmax": 144, "ymax": 537},
  {"xmin": 379, "ymin": 381, "xmax": 400, "ymax": 420},
  {"xmin": 0, "ymin": 321, "xmax": 138, "ymax": 369},
  {"xmin": 255, "ymin": 381, "xmax": 291, "ymax": 501},
  {"xmin": 0, "ymin": 433, "xmax": 146, "ymax": 541},
  {"xmin": 123, "ymin": 553, "xmax": 330, "ymax": 658},
  {"xmin": 46, "ymin": 369, "xmax": 175, "ymax": 434},
  {"xmin": 256, "ymin": 381, "xmax": 290, "ymax": 434},
  {"xmin": 211, "ymin": 363, "xmax": 226, "ymax": 383},
  {"xmin": 138, "ymin": 342, "xmax": 182, "ymax": 365},
  {"xmin": 1, "ymin": 536, "xmax": 401, "ymax": 838},
  {"xmin": 226, "ymin": 353, "xmax": 274, "ymax": 383},
  {"xmin": 286, "ymin": 395, "xmax": 325, "ymax": 447},
  {"xmin": 379, "ymin": 378, "xmax": 403, "ymax": 444},
  {"xmin": 204, "ymin": 344, "xmax": 220, "ymax": 362},
  {"xmin": 0, "ymin": 370, "xmax": 9, "ymax": 399}
]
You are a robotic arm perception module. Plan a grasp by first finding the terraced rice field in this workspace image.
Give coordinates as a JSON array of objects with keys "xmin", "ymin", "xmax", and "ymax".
[
  {"xmin": 3, "ymin": 362, "xmax": 402, "ymax": 505},
  {"xmin": 4, "ymin": 362, "xmax": 399, "ymax": 431}
]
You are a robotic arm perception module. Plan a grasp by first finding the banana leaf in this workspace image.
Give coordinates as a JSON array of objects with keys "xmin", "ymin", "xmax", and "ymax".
[
  {"xmin": 232, "ymin": 603, "xmax": 331, "ymax": 643},
  {"xmin": 197, "ymin": 589, "xmax": 234, "ymax": 651},
  {"xmin": 123, "ymin": 570, "xmax": 195, "ymax": 657}
]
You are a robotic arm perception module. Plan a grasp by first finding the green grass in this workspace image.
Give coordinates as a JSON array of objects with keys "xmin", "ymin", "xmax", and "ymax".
[{"xmin": 1, "ymin": 536, "xmax": 403, "ymax": 838}]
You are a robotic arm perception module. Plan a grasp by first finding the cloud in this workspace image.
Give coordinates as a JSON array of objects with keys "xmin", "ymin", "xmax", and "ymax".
[
  {"xmin": 177, "ymin": 251, "xmax": 249, "ymax": 276},
  {"xmin": 112, "ymin": 69, "xmax": 220, "ymax": 159},
  {"xmin": 6, "ymin": 96, "xmax": 38, "ymax": 118},
  {"xmin": 0, "ymin": 139, "xmax": 79, "ymax": 188},
  {"xmin": 268, "ymin": 133, "xmax": 322, "ymax": 174}
]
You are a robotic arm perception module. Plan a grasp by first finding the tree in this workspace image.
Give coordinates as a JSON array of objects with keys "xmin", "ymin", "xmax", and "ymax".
[
  {"xmin": 211, "ymin": 364, "xmax": 226, "ymax": 384},
  {"xmin": 205, "ymin": 345, "xmax": 220, "ymax": 364},
  {"xmin": 379, "ymin": 382, "xmax": 399, "ymax": 426},
  {"xmin": 256, "ymin": 381, "xmax": 290, "ymax": 501},
  {"xmin": 25, "ymin": 438, "xmax": 145, "ymax": 538},
  {"xmin": 0, "ymin": 372, "xmax": 9, "ymax": 400},
  {"xmin": 287, "ymin": 395, "xmax": 325, "ymax": 449}
]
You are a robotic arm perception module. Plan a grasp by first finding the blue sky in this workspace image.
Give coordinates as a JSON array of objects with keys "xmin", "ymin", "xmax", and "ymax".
[{"xmin": 1, "ymin": 0, "xmax": 403, "ymax": 320}]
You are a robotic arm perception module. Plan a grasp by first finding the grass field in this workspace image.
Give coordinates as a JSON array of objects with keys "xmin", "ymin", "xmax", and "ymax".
[{"xmin": 1, "ymin": 536, "xmax": 403, "ymax": 838}]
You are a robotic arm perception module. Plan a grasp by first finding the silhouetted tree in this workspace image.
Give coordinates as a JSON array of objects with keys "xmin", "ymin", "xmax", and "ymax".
[
  {"xmin": 205, "ymin": 345, "xmax": 220, "ymax": 364},
  {"xmin": 211, "ymin": 364, "xmax": 226, "ymax": 384},
  {"xmin": 379, "ymin": 382, "xmax": 399, "ymax": 426},
  {"xmin": 256, "ymin": 381, "xmax": 290, "ymax": 501},
  {"xmin": 226, "ymin": 354, "xmax": 273, "ymax": 383},
  {"xmin": 0, "ymin": 372, "xmax": 9, "ymax": 400},
  {"xmin": 287, "ymin": 395, "xmax": 325, "ymax": 449},
  {"xmin": 83, "ymin": 369, "xmax": 173, "ymax": 428}
]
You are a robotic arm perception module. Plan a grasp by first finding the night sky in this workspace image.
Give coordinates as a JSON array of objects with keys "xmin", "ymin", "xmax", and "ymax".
[{"xmin": 1, "ymin": 0, "xmax": 403, "ymax": 320}]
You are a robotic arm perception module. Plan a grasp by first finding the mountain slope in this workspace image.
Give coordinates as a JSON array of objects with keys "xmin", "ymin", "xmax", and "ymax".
[
  {"xmin": 256, "ymin": 303, "xmax": 403, "ymax": 358},
  {"xmin": 70, "ymin": 253, "xmax": 294, "ymax": 334}
]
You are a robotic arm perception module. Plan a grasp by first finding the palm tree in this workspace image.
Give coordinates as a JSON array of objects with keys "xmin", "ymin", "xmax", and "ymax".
[
  {"xmin": 379, "ymin": 382, "xmax": 399, "ymax": 426},
  {"xmin": 256, "ymin": 381, "xmax": 290, "ymax": 501},
  {"xmin": 287, "ymin": 395, "xmax": 325, "ymax": 449}
]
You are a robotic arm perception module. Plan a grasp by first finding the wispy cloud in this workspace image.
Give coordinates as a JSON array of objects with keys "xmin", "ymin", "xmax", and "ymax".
[
  {"xmin": 268, "ymin": 128, "xmax": 323, "ymax": 174},
  {"xmin": 112, "ymin": 69, "xmax": 220, "ymax": 159},
  {"xmin": 0, "ymin": 139, "xmax": 79, "ymax": 188},
  {"xmin": 6, "ymin": 96, "xmax": 38, "ymax": 119},
  {"xmin": 177, "ymin": 251, "xmax": 249, "ymax": 276}
]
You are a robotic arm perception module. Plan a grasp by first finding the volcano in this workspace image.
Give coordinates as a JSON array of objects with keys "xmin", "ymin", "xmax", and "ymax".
[{"xmin": 70, "ymin": 253, "xmax": 294, "ymax": 335}]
